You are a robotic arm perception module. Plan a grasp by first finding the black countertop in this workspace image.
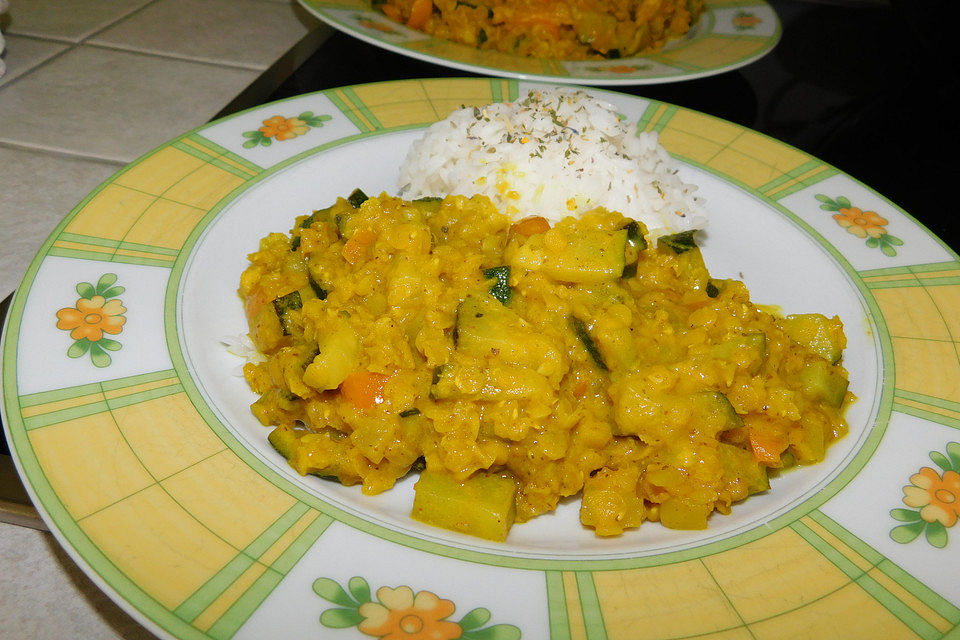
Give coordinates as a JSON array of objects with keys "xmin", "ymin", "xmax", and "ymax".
[{"xmin": 257, "ymin": 0, "xmax": 958, "ymax": 253}]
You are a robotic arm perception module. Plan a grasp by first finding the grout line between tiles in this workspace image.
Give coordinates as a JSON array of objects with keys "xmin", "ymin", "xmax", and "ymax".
[
  {"xmin": 2, "ymin": 0, "xmax": 160, "ymax": 44},
  {"xmin": 81, "ymin": 41, "xmax": 269, "ymax": 72},
  {"xmin": 1, "ymin": 32, "xmax": 75, "ymax": 45},
  {"xmin": 0, "ymin": 0, "xmax": 161, "ymax": 92},
  {"xmin": 0, "ymin": 138, "xmax": 131, "ymax": 166}
]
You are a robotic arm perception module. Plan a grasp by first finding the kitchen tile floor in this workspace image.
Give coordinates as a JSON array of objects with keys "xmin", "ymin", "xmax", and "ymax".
[{"xmin": 0, "ymin": 0, "xmax": 325, "ymax": 637}]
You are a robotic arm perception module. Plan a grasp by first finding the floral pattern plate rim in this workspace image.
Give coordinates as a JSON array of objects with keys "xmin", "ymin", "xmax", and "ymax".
[
  {"xmin": 297, "ymin": 0, "xmax": 781, "ymax": 85},
  {"xmin": 2, "ymin": 78, "xmax": 959, "ymax": 640}
]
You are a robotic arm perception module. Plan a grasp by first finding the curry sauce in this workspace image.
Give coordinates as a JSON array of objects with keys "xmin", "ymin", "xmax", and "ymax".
[
  {"xmin": 377, "ymin": 0, "xmax": 705, "ymax": 60},
  {"xmin": 240, "ymin": 192, "xmax": 849, "ymax": 540}
]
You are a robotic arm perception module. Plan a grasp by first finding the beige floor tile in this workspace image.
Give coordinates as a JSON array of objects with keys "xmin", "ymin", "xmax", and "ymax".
[
  {"xmin": 0, "ymin": 145, "xmax": 123, "ymax": 296},
  {"xmin": 89, "ymin": 0, "xmax": 319, "ymax": 70},
  {"xmin": 0, "ymin": 34, "xmax": 69, "ymax": 87},
  {"xmin": 0, "ymin": 45, "xmax": 258, "ymax": 163},
  {"xmin": 0, "ymin": 523, "xmax": 158, "ymax": 639},
  {"xmin": 2, "ymin": 0, "xmax": 152, "ymax": 43}
]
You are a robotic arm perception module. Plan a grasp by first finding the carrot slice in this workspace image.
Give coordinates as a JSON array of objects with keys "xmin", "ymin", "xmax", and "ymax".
[
  {"xmin": 407, "ymin": 0, "xmax": 433, "ymax": 29},
  {"xmin": 748, "ymin": 428, "xmax": 789, "ymax": 464},
  {"xmin": 341, "ymin": 229, "xmax": 377, "ymax": 264},
  {"xmin": 244, "ymin": 285, "xmax": 271, "ymax": 325},
  {"xmin": 340, "ymin": 371, "xmax": 389, "ymax": 409},
  {"xmin": 510, "ymin": 215, "xmax": 551, "ymax": 237},
  {"xmin": 380, "ymin": 3, "xmax": 401, "ymax": 20},
  {"xmin": 508, "ymin": 12, "xmax": 562, "ymax": 37}
]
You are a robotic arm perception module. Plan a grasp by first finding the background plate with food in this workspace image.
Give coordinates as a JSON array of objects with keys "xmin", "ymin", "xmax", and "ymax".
[
  {"xmin": 297, "ymin": 0, "xmax": 781, "ymax": 85},
  {"xmin": 2, "ymin": 78, "xmax": 958, "ymax": 640}
]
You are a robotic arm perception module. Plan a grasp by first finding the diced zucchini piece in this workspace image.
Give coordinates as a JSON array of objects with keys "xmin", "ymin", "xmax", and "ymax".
[
  {"xmin": 509, "ymin": 229, "xmax": 628, "ymax": 283},
  {"xmin": 347, "ymin": 188, "xmax": 368, "ymax": 208},
  {"xmin": 790, "ymin": 415, "xmax": 827, "ymax": 464},
  {"xmin": 398, "ymin": 408, "xmax": 421, "ymax": 418},
  {"xmin": 711, "ymin": 332, "xmax": 767, "ymax": 374},
  {"xmin": 719, "ymin": 442, "xmax": 770, "ymax": 496},
  {"xmin": 690, "ymin": 391, "xmax": 743, "ymax": 433},
  {"xmin": 412, "ymin": 196, "xmax": 442, "ymax": 214},
  {"xmin": 248, "ymin": 301, "xmax": 284, "ymax": 352},
  {"xmin": 657, "ymin": 230, "xmax": 709, "ymax": 289},
  {"xmin": 784, "ymin": 314, "xmax": 846, "ymax": 364},
  {"xmin": 430, "ymin": 363, "xmax": 552, "ymax": 400},
  {"xmin": 455, "ymin": 294, "xmax": 562, "ymax": 374},
  {"xmin": 335, "ymin": 210, "xmax": 354, "ymax": 236},
  {"xmin": 298, "ymin": 205, "xmax": 334, "ymax": 231},
  {"xmin": 569, "ymin": 315, "xmax": 608, "ymax": 371},
  {"xmin": 658, "ymin": 230, "xmax": 698, "ymax": 254},
  {"xmin": 620, "ymin": 219, "xmax": 647, "ymax": 279},
  {"xmin": 799, "ymin": 359, "xmax": 848, "ymax": 407},
  {"xmin": 268, "ymin": 425, "xmax": 361, "ymax": 483},
  {"xmin": 268, "ymin": 424, "xmax": 300, "ymax": 460},
  {"xmin": 659, "ymin": 497, "xmax": 711, "ymax": 530},
  {"xmin": 482, "ymin": 265, "xmax": 511, "ymax": 305},
  {"xmin": 622, "ymin": 219, "xmax": 648, "ymax": 251},
  {"xmin": 411, "ymin": 468, "xmax": 517, "ymax": 541},
  {"xmin": 272, "ymin": 291, "xmax": 303, "ymax": 335},
  {"xmin": 303, "ymin": 324, "xmax": 361, "ymax": 391},
  {"xmin": 308, "ymin": 274, "xmax": 328, "ymax": 300},
  {"xmin": 706, "ymin": 278, "xmax": 735, "ymax": 299}
]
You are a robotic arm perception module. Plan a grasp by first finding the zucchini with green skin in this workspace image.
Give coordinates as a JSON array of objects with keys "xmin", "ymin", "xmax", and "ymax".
[
  {"xmin": 657, "ymin": 230, "xmax": 709, "ymax": 289},
  {"xmin": 272, "ymin": 291, "xmax": 303, "ymax": 335},
  {"xmin": 455, "ymin": 293, "xmax": 562, "ymax": 374},
  {"xmin": 347, "ymin": 188, "xmax": 368, "ymax": 208},
  {"xmin": 290, "ymin": 206, "xmax": 334, "ymax": 251},
  {"xmin": 719, "ymin": 442, "xmax": 770, "ymax": 495},
  {"xmin": 430, "ymin": 363, "xmax": 552, "ymax": 400},
  {"xmin": 569, "ymin": 315, "xmax": 608, "ymax": 371},
  {"xmin": 267, "ymin": 425, "xmax": 343, "ymax": 481},
  {"xmin": 411, "ymin": 196, "xmax": 442, "ymax": 214},
  {"xmin": 412, "ymin": 468, "xmax": 517, "ymax": 541},
  {"xmin": 784, "ymin": 314, "xmax": 845, "ymax": 364},
  {"xmin": 711, "ymin": 332, "xmax": 767, "ymax": 374},
  {"xmin": 690, "ymin": 391, "xmax": 744, "ymax": 433},
  {"xmin": 799, "ymin": 358, "xmax": 849, "ymax": 407},
  {"xmin": 620, "ymin": 219, "xmax": 647, "ymax": 279},
  {"xmin": 482, "ymin": 265, "xmax": 511, "ymax": 305},
  {"xmin": 508, "ymin": 228, "xmax": 628, "ymax": 283}
]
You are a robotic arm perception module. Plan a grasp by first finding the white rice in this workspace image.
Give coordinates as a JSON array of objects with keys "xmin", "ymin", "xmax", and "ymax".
[{"xmin": 399, "ymin": 88, "xmax": 705, "ymax": 237}]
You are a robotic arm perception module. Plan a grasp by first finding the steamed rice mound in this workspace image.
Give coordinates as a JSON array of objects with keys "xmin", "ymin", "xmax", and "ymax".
[{"xmin": 400, "ymin": 89, "xmax": 705, "ymax": 238}]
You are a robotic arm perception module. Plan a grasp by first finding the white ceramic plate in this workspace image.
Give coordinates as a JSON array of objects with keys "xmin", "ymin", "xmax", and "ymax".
[
  {"xmin": 298, "ymin": 0, "xmax": 781, "ymax": 85},
  {"xmin": 3, "ymin": 78, "xmax": 959, "ymax": 640}
]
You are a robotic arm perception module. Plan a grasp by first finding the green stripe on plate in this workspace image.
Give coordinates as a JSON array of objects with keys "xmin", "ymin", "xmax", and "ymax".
[
  {"xmin": 545, "ymin": 571, "xmax": 571, "ymax": 640},
  {"xmin": 576, "ymin": 572, "xmax": 607, "ymax": 640}
]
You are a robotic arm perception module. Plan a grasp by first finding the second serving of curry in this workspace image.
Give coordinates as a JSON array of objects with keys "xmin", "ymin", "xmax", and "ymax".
[
  {"xmin": 240, "ymin": 191, "xmax": 849, "ymax": 541},
  {"xmin": 376, "ymin": 0, "xmax": 705, "ymax": 60}
]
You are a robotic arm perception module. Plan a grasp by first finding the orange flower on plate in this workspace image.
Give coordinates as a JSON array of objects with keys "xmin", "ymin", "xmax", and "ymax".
[
  {"xmin": 259, "ymin": 115, "xmax": 309, "ymax": 141},
  {"xmin": 56, "ymin": 295, "xmax": 126, "ymax": 342},
  {"xmin": 358, "ymin": 586, "xmax": 462, "ymax": 640},
  {"xmin": 903, "ymin": 467, "xmax": 960, "ymax": 527},
  {"xmin": 833, "ymin": 206, "xmax": 888, "ymax": 239}
]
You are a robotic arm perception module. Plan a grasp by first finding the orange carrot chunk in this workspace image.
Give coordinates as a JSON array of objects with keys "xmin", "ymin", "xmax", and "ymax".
[
  {"xmin": 510, "ymin": 215, "xmax": 551, "ymax": 237},
  {"xmin": 340, "ymin": 371, "xmax": 389, "ymax": 409},
  {"xmin": 407, "ymin": 0, "xmax": 433, "ymax": 29},
  {"xmin": 341, "ymin": 229, "xmax": 377, "ymax": 264},
  {"xmin": 380, "ymin": 3, "xmax": 401, "ymax": 20},
  {"xmin": 748, "ymin": 428, "xmax": 789, "ymax": 465}
]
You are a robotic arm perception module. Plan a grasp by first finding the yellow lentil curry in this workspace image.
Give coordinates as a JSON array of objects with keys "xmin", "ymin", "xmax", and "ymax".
[
  {"xmin": 240, "ymin": 191, "xmax": 850, "ymax": 540},
  {"xmin": 375, "ymin": 0, "xmax": 705, "ymax": 60}
]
